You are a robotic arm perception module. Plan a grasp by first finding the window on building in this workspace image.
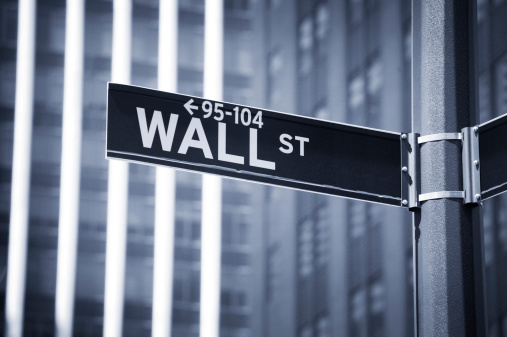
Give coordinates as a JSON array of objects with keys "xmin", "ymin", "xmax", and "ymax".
[
  {"xmin": 82, "ymin": 134, "xmax": 107, "ymax": 169},
  {"xmin": 173, "ymin": 276, "xmax": 185, "ymax": 302},
  {"xmin": 0, "ymin": 62, "xmax": 15, "ymax": 107},
  {"xmin": 268, "ymin": 48, "xmax": 282, "ymax": 108},
  {"xmin": 224, "ymin": 30, "xmax": 253, "ymax": 75},
  {"xmin": 316, "ymin": 3, "xmax": 330, "ymax": 41},
  {"xmin": 349, "ymin": 201, "xmax": 367, "ymax": 287},
  {"xmin": 79, "ymin": 196, "xmax": 107, "ymax": 233},
  {"xmin": 132, "ymin": 19, "xmax": 158, "ymax": 65},
  {"xmin": 49, "ymin": 10, "xmax": 65, "ymax": 53},
  {"xmin": 85, "ymin": 15, "xmax": 112, "ymax": 58},
  {"xmin": 127, "ymin": 198, "xmax": 155, "ymax": 236},
  {"xmin": 366, "ymin": 56, "xmax": 383, "ymax": 127},
  {"xmin": 0, "ymin": 129, "xmax": 13, "ymax": 168},
  {"xmin": 299, "ymin": 218, "xmax": 314, "ymax": 277},
  {"xmin": 173, "ymin": 269, "xmax": 200, "ymax": 303},
  {"xmin": 180, "ymin": 0, "xmax": 205, "ymax": 11},
  {"xmin": 350, "ymin": 202, "xmax": 367, "ymax": 238},
  {"xmin": 30, "ymin": 193, "xmax": 59, "ymax": 225},
  {"xmin": 175, "ymin": 201, "xmax": 201, "ymax": 245},
  {"xmin": 350, "ymin": 288, "xmax": 367, "ymax": 337},
  {"xmin": 300, "ymin": 325, "xmax": 314, "ymax": 337},
  {"xmin": 477, "ymin": 0, "xmax": 488, "ymax": 23},
  {"xmin": 237, "ymin": 43, "xmax": 253, "ymax": 75},
  {"xmin": 179, "ymin": 25, "xmax": 204, "ymax": 70},
  {"xmin": 225, "ymin": 0, "xmax": 250, "ymax": 12},
  {"xmin": 348, "ymin": 0, "xmax": 364, "ymax": 26},
  {"xmin": 495, "ymin": 54, "xmax": 507, "ymax": 117},
  {"xmin": 266, "ymin": 242, "xmax": 279, "ymax": 302},
  {"xmin": 314, "ymin": 105, "xmax": 329, "ymax": 120},
  {"xmin": 315, "ymin": 206, "xmax": 329, "ymax": 265},
  {"xmin": 368, "ymin": 205, "xmax": 383, "ymax": 274},
  {"xmin": 479, "ymin": 73, "xmax": 491, "ymax": 123},
  {"xmin": 0, "ymin": 4, "xmax": 17, "ymax": 47},
  {"xmin": 367, "ymin": 58, "xmax": 382, "ymax": 96},
  {"xmin": 124, "ymin": 261, "xmax": 152, "ymax": 303},
  {"xmin": 316, "ymin": 315, "xmax": 331, "ymax": 337},
  {"xmin": 224, "ymin": 87, "xmax": 253, "ymax": 106},
  {"xmin": 369, "ymin": 280, "xmax": 385, "ymax": 314},
  {"xmin": 84, "ymin": 77, "xmax": 110, "ymax": 113},
  {"xmin": 299, "ymin": 17, "xmax": 313, "ymax": 76},
  {"xmin": 221, "ymin": 288, "xmax": 248, "ymax": 310},
  {"xmin": 222, "ymin": 211, "xmax": 249, "ymax": 247},
  {"xmin": 269, "ymin": 49, "xmax": 282, "ymax": 76},
  {"xmin": 349, "ymin": 73, "xmax": 366, "ymax": 124},
  {"xmin": 35, "ymin": 67, "xmax": 64, "ymax": 107},
  {"xmin": 175, "ymin": 216, "xmax": 201, "ymax": 244},
  {"xmin": 178, "ymin": 80, "xmax": 203, "ymax": 97},
  {"xmin": 368, "ymin": 279, "xmax": 385, "ymax": 337},
  {"xmin": 134, "ymin": 0, "xmax": 158, "ymax": 7},
  {"xmin": 32, "ymin": 132, "xmax": 62, "ymax": 165}
]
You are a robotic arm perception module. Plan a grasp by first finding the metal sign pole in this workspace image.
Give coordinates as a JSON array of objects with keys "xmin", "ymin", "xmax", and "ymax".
[{"xmin": 412, "ymin": 0, "xmax": 487, "ymax": 336}]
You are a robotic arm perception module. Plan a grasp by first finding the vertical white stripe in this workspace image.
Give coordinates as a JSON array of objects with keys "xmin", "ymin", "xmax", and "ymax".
[
  {"xmin": 104, "ymin": 0, "xmax": 131, "ymax": 337},
  {"xmin": 55, "ymin": 1, "xmax": 85, "ymax": 336},
  {"xmin": 200, "ymin": 175, "xmax": 222, "ymax": 337},
  {"xmin": 151, "ymin": 1, "xmax": 178, "ymax": 336},
  {"xmin": 203, "ymin": 0, "xmax": 223, "ymax": 101},
  {"xmin": 5, "ymin": 1, "xmax": 36, "ymax": 336},
  {"xmin": 200, "ymin": 1, "xmax": 223, "ymax": 337}
]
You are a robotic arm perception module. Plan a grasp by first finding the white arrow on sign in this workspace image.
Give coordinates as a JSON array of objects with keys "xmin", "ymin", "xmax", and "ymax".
[{"xmin": 184, "ymin": 99, "xmax": 198, "ymax": 115}]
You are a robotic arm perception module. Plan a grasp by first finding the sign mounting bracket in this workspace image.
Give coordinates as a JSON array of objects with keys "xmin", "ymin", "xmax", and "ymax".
[
  {"xmin": 403, "ymin": 127, "xmax": 482, "ymax": 210},
  {"xmin": 401, "ymin": 132, "xmax": 420, "ymax": 209},
  {"xmin": 462, "ymin": 126, "xmax": 481, "ymax": 204}
]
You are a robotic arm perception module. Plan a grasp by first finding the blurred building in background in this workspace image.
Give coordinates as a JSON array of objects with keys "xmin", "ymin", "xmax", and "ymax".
[
  {"xmin": 0, "ymin": 0, "xmax": 506, "ymax": 337},
  {"xmin": 252, "ymin": 1, "xmax": 413, "ymax": 336},
  {"xmin": 476, "ymin": 0, "xmax": 507, "ymax": 335}
]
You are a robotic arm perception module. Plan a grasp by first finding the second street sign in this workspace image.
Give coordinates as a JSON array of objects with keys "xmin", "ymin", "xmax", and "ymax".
[
  {"xmin": 479, "ymin": 112, "xmax": 507, "ymax": 200},
  {"xmin": 107, "ymin": 83, "xmax": 403, "ymax": 206}
]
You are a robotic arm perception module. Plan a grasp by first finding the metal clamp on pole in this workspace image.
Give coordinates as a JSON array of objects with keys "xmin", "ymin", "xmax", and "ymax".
[
  {"xmin": 403, "ymin": 129, "xmax": 481, "ymax": 208},
  {"xmin": 401, "ymin": 133, "xmax": 420, "ymax": 209},
  {"xmin": 418, "ymin": 132, "xmax": 462, "ymax": 144},
  {"xmin": 419, "ymin": 191, "xmax": 464, "ymax": 202},
  {"xmin": 462, "ymin": 126, "xmax": 481, "ymax": 204},
  {"xmin": 416, "ymin": 132, "xmax": 465, "ymax": 205}
]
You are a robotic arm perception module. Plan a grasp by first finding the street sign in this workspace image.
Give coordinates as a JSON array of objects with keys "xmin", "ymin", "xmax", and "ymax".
[
  {"xmin": 106, "ymin": 83, "xmax": 403, "ymax": 206},
  {"xmin": 479, "ymin": 112, "xmax": 507, "ymax": 200}
]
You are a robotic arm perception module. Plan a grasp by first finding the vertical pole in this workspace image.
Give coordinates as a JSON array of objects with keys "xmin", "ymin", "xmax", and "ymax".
[
  {"xmin": 5, "ymin": 1, "xmax": 36, "ymax": 337},
  {"xmin": 412, "ymin": 0, "xmax": 486, "ymax": 336},
  {"xmin": 55, "ymin": 0, "xmax": 85, "ymax": 336},
  {"xmin": 151, "ymin": 1, "xmax": 178, "ymax": 336},
  {"xmin": 200, "ymin": 0, "xmax": 223, "ymax": 337},
  {"xmin": 104, "ymin": 0, "xmax": 131, "ymax": 336}
]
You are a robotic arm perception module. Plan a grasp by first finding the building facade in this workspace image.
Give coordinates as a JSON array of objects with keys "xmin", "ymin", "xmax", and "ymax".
[{"xmin": 0, "ymin": 0, "xmax": 262, "ymax": 336}]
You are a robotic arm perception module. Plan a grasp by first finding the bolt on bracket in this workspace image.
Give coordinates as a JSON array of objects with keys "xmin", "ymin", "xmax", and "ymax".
[
  {"xmin": 462, "ymin": 126, "xmax": 481, "ymax": 204},
  {"xmin": 401, "ymin": 132, "xmax": 420, "ymax": 209}
]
